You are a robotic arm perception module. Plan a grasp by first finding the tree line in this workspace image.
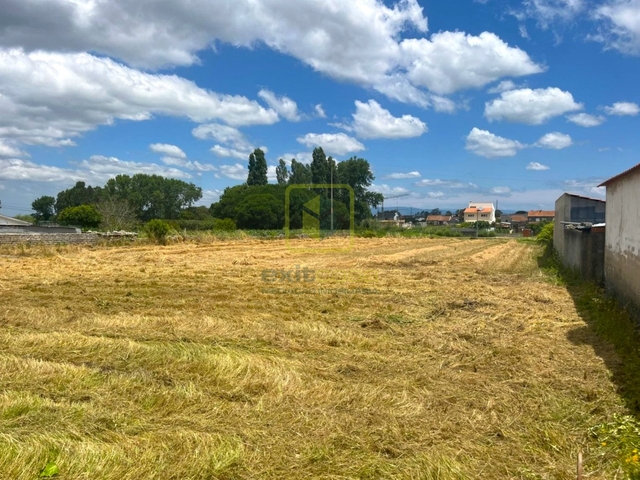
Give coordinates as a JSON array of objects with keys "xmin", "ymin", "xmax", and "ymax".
[
  {"xmin": 213, "ymin": 147, "xmax": 383, "ymax": 229},
  {"xmin": 30, "ymin": 174, "xmax": 203, "ymax": 229},
  {"xmin": 26, "ymin": 147, "xmax": 383, "ymax": 230}
]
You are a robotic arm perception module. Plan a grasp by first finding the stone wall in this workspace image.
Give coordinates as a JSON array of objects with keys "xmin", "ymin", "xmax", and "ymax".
[{"xmin": 0, "ymin": 233, "xmax": 99, "ymax": 245}]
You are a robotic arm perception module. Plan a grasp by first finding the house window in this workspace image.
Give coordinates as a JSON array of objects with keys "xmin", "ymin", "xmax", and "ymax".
[{"xmin": 481, "ymin": 214, "xmax": 488, "ymax": 218}]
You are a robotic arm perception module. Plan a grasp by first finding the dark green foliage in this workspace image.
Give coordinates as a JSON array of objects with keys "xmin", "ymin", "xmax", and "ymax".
[
  {"xmin": 55, "ymin": 181, "xmax": 103, "ymax": 213},
  {"xmin": 103, "ymin": 174, "xmax": 202, "ymax": 221},
  {"xmin": 528, "ymin": 219, "xmax": 551, "ymax": 235},
  {"xmin": 247, "ymin": 148, "xmax": 268, "ymax": 186},
  {"xmin": 336, "ymin": 156, "xmax": 379, "ymax": 222},
  {"xmin": 180, "ymin": 206, "xmax": 213, "ymax": 221},
  {"xmin": 289, "ymin": 159, "xmax": 312, "ymax": 185},
  {"xmin": 173, "ymin": 219, "xmax": 216, "ymax": 231},
  {"xmin": 213, "ymin": 218, "xmax": 237, "ymax": 231},
  {"xmin": 31, "ymin": 196, "xmax": 56, "ymax": 222},
  {"xmin": 57, "ymin": 205, "xmax": 102, "ymax": 228},
  {"xmin": 144, "ymin": 219, "xmax": 171, "ymax": 243},
  {"xmin": 211, "ymin": 184, "xmax": 286, "ymax": 221},
  {"xmin": 235, "ymin": 194, "xmax": 283, "ymax": 229},
  {"xmin": 310, "ymin": 147, "xmax": 330, "ymax": 185},
  {"xmin": 536, "ymin": 221, "xmax": 554, "ymax": 247},
  {"xmin": 276, "ymin": 159, "xmax": 289, "ymax": 185}
]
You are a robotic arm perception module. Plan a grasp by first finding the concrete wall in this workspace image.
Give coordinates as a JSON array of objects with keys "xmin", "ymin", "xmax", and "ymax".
[
  {"xmin": 604, "ymin": 168, "xmax": 640, "ymax": 312},
  {"xmin": 562, "ymin": 229, "xmax": 606, "ymax": 284},
  {"xmin": 554, "ymin": 194, "xmax": 606, "ymax": 259},
  {"xmin": 0, "ymin": 233, "xmax": 98, "ymax": 245}
]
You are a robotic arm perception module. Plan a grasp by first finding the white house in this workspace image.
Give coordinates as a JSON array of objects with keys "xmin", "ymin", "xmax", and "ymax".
[
  {"xmin": 598, "ymin": 162, "xmax": 640, "ymax": 312},
  {"xmin": 463, "ymin": 202, "xmax": 495, "ymax": 224}
]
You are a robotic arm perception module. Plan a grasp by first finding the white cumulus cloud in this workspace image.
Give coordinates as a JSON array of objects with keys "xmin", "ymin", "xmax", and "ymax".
[
  {"xmin": 603, "ymin": 101, "xmax": 640, "ymax": 116},
  {"xmin": 0, "ymin": 139, "xmax": 28, "ymax": 158},
  {"xmin": 567, "ymin": 112, "xmax": 606, "ymax": 127},
  {"xmin": 485, "ymin": 87, "xmax": 583, "ymax": 124},
  {"xmin": 149, "ymin": 143, "xmax": 187, "ymax": 159},
  {"xmin": 536, "ymin": 132, "xmax": 573, "ymax": 149},
  {"xmin": 258, "ymin": 90, "xmax": 301, "ymax": 122},
  {"xmin": 0, "ymin": 0, "xmax": 543, "ymax": 107},
  {"xmin": 219, "ymin": 164, "xmax": 248, "ymax": 181},
  {"xmin": 297, "ymin": 133, "xmax": 365, "ymax": 156},
  {"xmin": 342, "ymin": 100, "xmax": 427, "ymax": 139},
  {"xmin": 595, "ymin": 0, "xmax": 640, "ymax": 55},
  {"xmin": 465, "ymin": 128, "xmax": 526, "ymax": 158},
  {"xmin": 0, "ymin": 49, "xmax": 279, "ymax": 148},
  {"xmin": 400, "ymin": 31, "xmax": 543, "ymax": 95},
  {"xmin": 527, "ymin": 162, "xmax": 551, "ymax": 170}
]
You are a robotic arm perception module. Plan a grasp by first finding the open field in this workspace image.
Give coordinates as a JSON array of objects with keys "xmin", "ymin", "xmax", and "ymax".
[{"xmin": 0, "ymin": 237, "xmax": 637, "ymax": 479}]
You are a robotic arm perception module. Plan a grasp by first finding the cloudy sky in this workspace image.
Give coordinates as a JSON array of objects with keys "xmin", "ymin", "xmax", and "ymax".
[{"xmin": 1, "ymin": 0, "xmax": 639, "ymax": 214}]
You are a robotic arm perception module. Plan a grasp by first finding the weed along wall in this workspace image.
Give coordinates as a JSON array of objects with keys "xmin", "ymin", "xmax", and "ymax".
[
  {"xmin": 558, "ymin": 228, "xmax": 605, "ymax": 284},
  {"xmin": 0, "ymin": 233, "xmax": 99, "ymax": 245}
]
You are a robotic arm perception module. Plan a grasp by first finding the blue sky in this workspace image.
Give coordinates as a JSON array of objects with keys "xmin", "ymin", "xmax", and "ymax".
[{"xmin": 1, "ymin": 0, "xmax": 639, "ymax": 215}]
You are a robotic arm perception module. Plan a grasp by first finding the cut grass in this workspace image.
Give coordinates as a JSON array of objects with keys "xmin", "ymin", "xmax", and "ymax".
[{"xmin": 0, "ymin": 237, "xmax": 638, "ymax": 478}]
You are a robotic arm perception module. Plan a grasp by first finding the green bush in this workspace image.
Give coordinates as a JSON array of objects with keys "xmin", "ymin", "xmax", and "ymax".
[
  {"xmin": 213, "ymin": 218, "xmax": 237, "ymax": 231},
  {"xmin": 57, "ymin": 204, "xmax": 102, "ymax": 229},
  {"xmin": 536, "ymin": 221, "xmax": 554, "ymax": 246},
  {"xmin": 144, "ymin": 219, "xmax": 171, "ymax": 243}
]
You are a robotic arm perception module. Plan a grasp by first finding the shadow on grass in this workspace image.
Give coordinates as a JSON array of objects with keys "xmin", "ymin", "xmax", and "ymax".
[
  {"xmin": 537, "ymin": 245, "xmax": 640, "ymax": 476},
  {"xmin": 537, "ymin": 246, "xmax": 640, "ymax": 417}
]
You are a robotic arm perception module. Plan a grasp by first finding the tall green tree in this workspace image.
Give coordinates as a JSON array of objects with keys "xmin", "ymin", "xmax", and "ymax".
[
  {"xmin": 247, "ymin": 148, "xmax": 268, "ymax": 186},
  {"xmin": 276, "ymin": 159, "xmax": 289, "ymax": 185},
  {"xmin": 31, "ymin": 196, "xmax": 56, "ymax": 222},
  {"xmin": 55, "ymin": 181, "xmax": 103, "ymax": 213},
  {"xmin": 310, "ymin": 147, "xmax": 330, "ymax": 185},
  {"xmin": 289, "ymin": 159, "xmax": 312, "ymax": 185},
  {"xmin": 337, "ymin": 157, "xmax": 378, "ymax": 222}
]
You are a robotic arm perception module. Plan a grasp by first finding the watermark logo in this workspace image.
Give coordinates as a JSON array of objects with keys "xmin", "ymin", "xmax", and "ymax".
[
  {"xmin": 261, "ymin": 265, "xmax": 315, "ymax": 283},
  {"xmin": 260, "ymin": 265, "xmax": 382, "ymax": 295},
  {"xmin": 285, "ymin": 184, "xmax": 355, "ymax": 252}
]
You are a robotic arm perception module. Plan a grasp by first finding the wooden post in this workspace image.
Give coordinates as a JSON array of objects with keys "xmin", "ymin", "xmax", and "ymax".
[{"xmin": 576, "ymin": 450, "xmax": 583, "ymax": 480}]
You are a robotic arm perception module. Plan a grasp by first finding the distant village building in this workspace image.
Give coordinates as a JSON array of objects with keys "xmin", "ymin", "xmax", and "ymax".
[
  {"xmin": 599, "ymin": 162, "xmax": 640, "ymax": 314},
  {"xmin": 426, "ymin": 215, "xmax": 453, "ymax": 225},
  {"xmin": 527, "ymin": 210, "xmax": 555, "ymax": 222},
  {"xmin": 463, "ymin": 202, "xmax": 496, "ymax": 223}
]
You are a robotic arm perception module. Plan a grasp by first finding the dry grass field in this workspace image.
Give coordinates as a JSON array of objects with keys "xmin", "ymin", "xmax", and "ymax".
[{"xmin": 0, "ymin": 237, "xmax": 637, "ymax": 479}]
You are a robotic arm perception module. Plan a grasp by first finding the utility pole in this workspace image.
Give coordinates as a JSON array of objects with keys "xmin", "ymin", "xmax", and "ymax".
[{"xmin": 330, "ymin": 164, "xmax": 334, "ymax": 232}]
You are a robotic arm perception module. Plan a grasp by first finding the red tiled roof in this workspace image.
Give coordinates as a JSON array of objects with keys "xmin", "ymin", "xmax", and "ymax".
[
  {"xmin": 510, "ymin": 215, "xmax": 528, "ymax": 223},
  {"xmin": 464, "ymin": 207, "xmax": 493, "ymax": 214},
  {"xmin": 598, "ymin": 162, "xmax": 640, "ymax": 187},
  {"xmin": 528, "ymin": 210, "xmax": 555, "ymax": 217},
  {"xmin": 426, "ymin": 215, "xmax": 452, "ymax": 222}
]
